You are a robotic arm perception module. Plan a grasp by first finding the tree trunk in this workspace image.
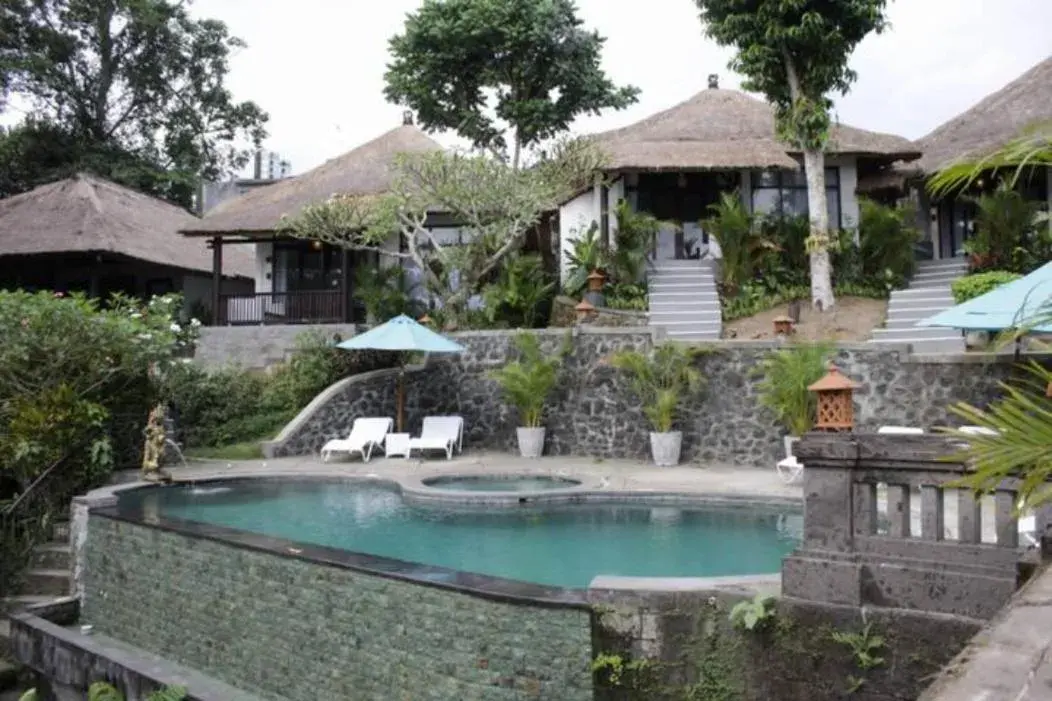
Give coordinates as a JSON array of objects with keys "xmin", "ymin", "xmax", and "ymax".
[{"xmin": 803, "ymin": 148, "xmax": 835, "ymax": 311}]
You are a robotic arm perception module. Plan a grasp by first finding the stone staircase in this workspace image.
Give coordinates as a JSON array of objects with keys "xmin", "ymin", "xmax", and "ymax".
[
  {"xmin": 647, "ymin": 259, "xmax": 722, "ymax": 342},
  {"xmin": 869, "ymin": 258, "xmax": 969, "ymax": 353},
  {"xmin": 1, "ymin": 523, "xmax": 71, "ymax": 691}
]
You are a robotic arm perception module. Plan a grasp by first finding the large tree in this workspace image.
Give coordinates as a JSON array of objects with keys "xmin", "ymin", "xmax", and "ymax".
[
  {"xmin": 695, "ymin": 0, "xmax": 889, "ymax": 311},
  {"xmin": 287, "ymin": 138, "xmax": 605, "ymax": 317},
  {"xmin": 384, "ymin": 0, "xmax": 638, "ymax": 169},
  {"xmin": 1, "ymin": 0, "xmax": 268, "ymax": 207}
]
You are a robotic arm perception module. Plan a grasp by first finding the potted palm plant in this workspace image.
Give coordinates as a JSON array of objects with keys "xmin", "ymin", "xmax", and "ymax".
[
  {"xmin": 754, "ymin": 343, "xmax": 832, "ymax": 458},
  {"xmin": 611, "ymin": 343, "xmax": 704, "ymax": 466},
  {"xmin": 489, "ymin": 332, "xmax": 562, "ymax": 458}
]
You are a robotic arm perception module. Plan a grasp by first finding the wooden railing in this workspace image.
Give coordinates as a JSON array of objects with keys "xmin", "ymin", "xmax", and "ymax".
[
  {"xmin": 216, "ymin": 290, "xmax": 345, "ymax": 326},
  {"xmin": 782, "ymin": 433, "xmax": 1041, "ymax": 620}
]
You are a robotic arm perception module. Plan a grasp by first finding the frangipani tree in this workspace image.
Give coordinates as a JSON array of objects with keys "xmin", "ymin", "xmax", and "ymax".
[
  {"xmin": 286, "ymin": 138, "xmax": 606, "ymax": 318},
  {"xmin": 695, "ymin": 0, "xmax": 890, "ymax": 311}
]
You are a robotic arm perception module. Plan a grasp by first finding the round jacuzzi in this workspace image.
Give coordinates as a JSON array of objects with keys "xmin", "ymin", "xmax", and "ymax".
[{"xmin": 421, "ymin": 474, "xmax": 582, "ymax": 492}]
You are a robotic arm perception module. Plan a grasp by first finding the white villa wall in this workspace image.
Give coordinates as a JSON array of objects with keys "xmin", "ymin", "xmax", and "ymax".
[
  {"xmin": 254, "ymin": 242, "xmax": 273, "ymax": 293},
  {"xmin": 558, "ymin": 186, "xmax": 601, "ymax": 280},
  {"xmin": 828, "ymin": 155, "xmax": 860, "ymax": 231}
]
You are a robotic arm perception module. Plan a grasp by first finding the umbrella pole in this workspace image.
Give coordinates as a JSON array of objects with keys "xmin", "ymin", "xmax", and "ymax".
[{"xmin": 396, "ymin": 361, "xmax": 405, "ymax": 433}]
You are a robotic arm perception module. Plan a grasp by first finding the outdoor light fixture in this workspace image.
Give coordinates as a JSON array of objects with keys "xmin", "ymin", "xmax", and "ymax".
[
  {"xmin": 311, "ymin": 240, "xmax": 323, "ymax": 251},
  {"xmin": 808, "ymin": 365, "xmax": 860, "ymax": 432}
]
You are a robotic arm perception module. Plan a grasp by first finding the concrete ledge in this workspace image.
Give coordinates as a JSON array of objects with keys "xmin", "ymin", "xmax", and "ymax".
[{"xmin": 10, "ymin": 612, "xmax": 264, "ymax": 701}]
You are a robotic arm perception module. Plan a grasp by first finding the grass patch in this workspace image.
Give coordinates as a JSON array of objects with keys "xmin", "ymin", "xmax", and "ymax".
[{"xmin": 184, "ymin": 441, "xmax": 265, "ymax": 461}]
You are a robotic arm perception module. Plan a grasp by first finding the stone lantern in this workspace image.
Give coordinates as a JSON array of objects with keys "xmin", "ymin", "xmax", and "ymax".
[
  {"xmin": 584, "ymin": 269, "xmax": 607, "ymax": 308},
  {"xmin": 575, "ymin": 298, "xmax": 596, "ymax": 324},
  {"xmin": 773, "ymin": 315, "xmax": 795, "ymax": 336},
  {"xmin": 808, "ymin": 365, "xmax": 860, "ymax": 432}
]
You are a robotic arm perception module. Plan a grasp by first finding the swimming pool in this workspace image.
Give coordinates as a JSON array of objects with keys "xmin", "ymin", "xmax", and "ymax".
[{"xmin": 119, "ymin": 480, "xmax": 801, "ymax": 589}]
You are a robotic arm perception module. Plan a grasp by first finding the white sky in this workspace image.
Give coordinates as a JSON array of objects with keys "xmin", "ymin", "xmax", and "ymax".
[{"xmin": 8, "ymin": 1, "xmax": 1052, "ymax": 177}]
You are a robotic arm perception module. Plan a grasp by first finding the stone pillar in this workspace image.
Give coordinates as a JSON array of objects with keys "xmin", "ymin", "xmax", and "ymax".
[{"xmin": 70, "ymin": 493, "xmax": 117, "ymax": 602}]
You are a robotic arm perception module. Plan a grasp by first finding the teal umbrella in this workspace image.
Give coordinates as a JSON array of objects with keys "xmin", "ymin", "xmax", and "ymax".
[
  {"xmin": 337, "ymin": 315, "xmax": 465, "ymax": 431},
  {"xmin": 917, "ymin": 262, "xmax": 1052, "ymax": 333}
]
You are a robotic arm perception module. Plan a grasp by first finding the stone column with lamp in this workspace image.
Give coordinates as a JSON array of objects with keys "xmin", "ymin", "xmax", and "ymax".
[
  {"xmin": 575, "ymin": 299, "xmax": 597, "ymax": 325},
  {"xmin": 583, "ymin": 270, "xmax": 607, "ymax": 308}
]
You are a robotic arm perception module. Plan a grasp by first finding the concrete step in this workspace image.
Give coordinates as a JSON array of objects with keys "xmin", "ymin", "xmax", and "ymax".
[
  {"xmin": 649, "ymin": 311, "xmax": 722, "ymax": 324},
  {"xmin": 891, "ymin": 287, "xmax": 955, "ymax": 299},
  {"xmin": 916, "ymin": 258, "xmax": 968, "ymax": 271},
  {"xmin": 913, "ymin": 268, "xmax": 964, "ymax": 279},
  {"xmin": 648, "ymin": 300, "xmax": 721, "ymax": 311},
  {"xmin": 885, "ymin": 305, "xmax": 953, "ymax": 319},
  {"xmin": 21, "ymin": 569, "xmax": 70, "ymax": 597},
  {"xmin": 654, "ymin": 322, "xmax": 722, "ymax": 335},
  {"xmin": 909, "ymin": 279, "xmax": 958, "ymax": 290},
  {"xmin": 51, "ymin": 522, "xmax": 69, "ymax": 542},
  {"xmin": 665, "ymin": 330, "xmax": 722, "ymax": 342},
  {"xmin": 31, "ymin": 544, "xmax": 70, "ymax": 570},
  {"xmin": 649, "ymin": 282, "xmax": 715, "ymax": 294},
  {"xmin": 871, "ymin": 327, "xmax": 964, "ymax": 341},
  {"xmin": 648, "ymin": 292, "xmax": 719, "ymax": 302},
  {"xmin": 882, "ymin": 321, "xmax": 951, "ymax": 334}
]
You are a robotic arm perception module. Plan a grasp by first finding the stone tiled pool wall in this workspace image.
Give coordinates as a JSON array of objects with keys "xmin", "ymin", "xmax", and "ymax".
[
  {"xmin": 268, "ymin": 328, "xmax": 1050, "ymax": 467},
  {"xmin": 82, "ymin": 514, "xmax": 595, "ymax": 701}
]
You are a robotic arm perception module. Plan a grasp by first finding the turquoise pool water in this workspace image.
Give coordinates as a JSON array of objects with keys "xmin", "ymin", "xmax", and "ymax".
[
  {"xmin": 121, "ymin": 481, "xmax": 801, "ymax": 588},
  {"xmin": 422, "ymin": 475, "xmax": 581, "ymax": 492}
]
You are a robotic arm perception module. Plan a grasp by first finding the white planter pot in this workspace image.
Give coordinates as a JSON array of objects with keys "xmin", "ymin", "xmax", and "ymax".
[
  {"xmin": 965, "ymin": 331, "xmax": 989, "ymax": 349},
  {"xmin": 649, "ymin": 431, "xmax": 682, "ymax": 467},
  {"xmin": 784, "ymin": 435, "xmax": 801, "ymax": 459},
  {"xmin": 516, "ymin": 427, "xmax": 546, "ymax": 458}
]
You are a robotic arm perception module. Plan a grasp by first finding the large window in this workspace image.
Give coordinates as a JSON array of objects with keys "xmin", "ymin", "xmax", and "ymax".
[{"xmin": 751, "ymin": 167, "xmax": 841, "ymax": 228}]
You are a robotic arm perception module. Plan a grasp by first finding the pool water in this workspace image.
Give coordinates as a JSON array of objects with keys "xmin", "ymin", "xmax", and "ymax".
[
  {"xmin": 422, "ymin": 475, "xmax": 581, "ymax": 492},
  {"xmin": 121, "ymin": 481, "xmax": 801, "ymax": 588}
]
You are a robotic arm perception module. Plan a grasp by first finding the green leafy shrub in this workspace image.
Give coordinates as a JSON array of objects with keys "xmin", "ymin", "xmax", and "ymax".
[
  {"xmin": 610, "ymin": 344, "xmax": 705, "ymax": 432},
  {"xmin": 703, "ymin": 192, "xmax": 772, "ymax": 296},
  {"xmin": 754, "ymin": 343, "xmax": 833, "ymax": 436},
  {"xmin": 968, "ymin": 183, "xmax": 1040, "ymax": 273},
  {"xmin": 353, "ymin": 264, "xmax": 424, "ymax": 322},
  {"xmin": 160, "ymin": 331, "xmax": 399, "ymax": 449},
  {"xmin": 481, "ymin": 253, "xmax": 555, "ymax": 328},
  {"xmin": 488, "ymin": 332, "xmax": 562, "ymax": 427},
  {"xmin": 564, "ymin": 201, "xmax": 659, "ymax": 299},
  {"xmin": 951, "ymin": 270, "xmax": 1022, "ymax": 304},
  {"xmin": 856, "ymin": 198, "xmax": 921, "ymax": 288},
  {"xmin": 0, "ymin": 291, "xmax": 195, "ymax": 485},
  {"xmin": 729, "ymin": 594, "xmax": 777, "ymax": 632}
]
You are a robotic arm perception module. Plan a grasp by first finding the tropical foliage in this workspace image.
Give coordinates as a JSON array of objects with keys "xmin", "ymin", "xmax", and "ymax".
[
  {"xmin": 695, "ymin": 0, "xmax": 890, "ymax": 311},
  {"xmin": 967, "ymin": 184, "xmax": 1045, "ymax": 273},
  {"xmin": 927, "ymin": 121, "xmax": 1052, "ymax": 198},
  {"xmin": 481, "ymin": 253, "xmax": 555, "ymax": 329},
  {"xmin": 17, "ymin": 681, "xmax": 188, "ymax": 701},
  {"xmin": 704, "ymin": 191, "xmax": 771, "ymax": 296},
  {"xmin": 951, "ymin": 270, "xmax": 1023, "ymax": 304},
  {"xmin": 159, "ymin": 331, "xmax": 399, "ymax": 451},
  {"xmin": 488, "ymin": 332, "xmax": 563, "ymax": 428},
  {"xmin": 610, "ymin": 344, "xmax": 705, "ymax": 433},
  {"xmin": 0, "ymin": 292, "xmax": 197, "ymax": 491},
  {"xmin": 944, "ymin": 362, "xmax": 1052, "ymax": 512},
  {"xmin": 754, "ymin": 343, "xmax": 833, "ymax": 436},
  {"xmin": 856, "ymin": 198, "xmax": 921, "ymax": 289},
  {"xmin": 0, "ymin": 0, "xmax": 268, "ymax": 207},
  {"xmin": 563, "ymin": 201, "xmax": 661, "ymax": 303},
  {"xmin": 353, "ymin": 265, "xmax": 424, "ymax": 322}
]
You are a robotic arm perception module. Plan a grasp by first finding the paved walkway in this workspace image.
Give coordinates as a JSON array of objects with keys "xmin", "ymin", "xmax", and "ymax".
[{"xmin": 128, "ymin": 453, "xmax": 803, "ymax": 502}]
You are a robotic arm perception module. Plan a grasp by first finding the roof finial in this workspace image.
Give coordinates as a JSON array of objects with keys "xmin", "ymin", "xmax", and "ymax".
[
  {"xmin": 402, "ymin": 110, "xmax": 414, "ymax": 126},
  {"xmin": 708, "ymin": 74, "xmax": 719, "ymax": 90}
]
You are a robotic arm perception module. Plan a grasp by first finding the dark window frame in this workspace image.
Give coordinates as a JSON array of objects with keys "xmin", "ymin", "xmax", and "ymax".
[{"xmin": 750, "ymin": 167, "xmax": 842, "ymax": 229}]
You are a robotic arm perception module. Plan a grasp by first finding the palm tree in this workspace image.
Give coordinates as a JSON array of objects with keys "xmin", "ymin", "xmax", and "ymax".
[
  {"xmin": 929, "ymin": 121, "xmax": 1052, "ymax": 510},
  {"xmin": 927, "ymin": 121, "xmax": 1052, "ymax": 198}
]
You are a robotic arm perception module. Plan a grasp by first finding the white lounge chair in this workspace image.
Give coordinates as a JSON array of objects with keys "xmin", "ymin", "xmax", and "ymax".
[
  {"xmin": 320, "ymin": 417, "xmax": 393, "ymax": 463},
  {"xmin": 878, "ymin": 425, "xmax": 925, "ymax": 435},
  {"xmin": 776, "ymin": 456, "xmax": 803, "ymax": 484},
  {"xmin": 407, "ymin": 416, "xmax": 464, "ymax": 460}
]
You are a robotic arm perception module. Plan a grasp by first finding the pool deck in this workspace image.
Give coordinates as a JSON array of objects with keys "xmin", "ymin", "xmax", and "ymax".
[{"xmin": 134, "ymin": 452, "xmax": 803, "ymax": 502}]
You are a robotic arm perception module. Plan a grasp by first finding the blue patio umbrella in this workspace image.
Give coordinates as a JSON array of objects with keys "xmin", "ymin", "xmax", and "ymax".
[
  {"xmin": 916, "ymin": 261, "xmax": 1052, "ymax": 334},
  {"xmin": 336, "ymin": 315, "xmax": 465, "ymax": 431}
]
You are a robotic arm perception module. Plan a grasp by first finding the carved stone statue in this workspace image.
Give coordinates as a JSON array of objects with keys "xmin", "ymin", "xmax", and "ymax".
[{"xmin": 141, "ymin": 404, "xmax": 172, "ymax": 482}]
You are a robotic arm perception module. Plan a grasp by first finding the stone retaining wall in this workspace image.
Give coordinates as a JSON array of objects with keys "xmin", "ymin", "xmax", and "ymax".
[
  {"xmin": 549, "ymin": 295, "xmax": 648, "ymax": 327},
  {"xmin": 267, "ymin": 328, "xmax": 1050, "ymax": 466},
  {"xmin": 194, "ymin": 323, "xmax": 360, "ymax": 369}
]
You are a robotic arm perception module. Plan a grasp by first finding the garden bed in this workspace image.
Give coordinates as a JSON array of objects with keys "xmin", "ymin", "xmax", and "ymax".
[{"xmin": 724, "ymin": 297, "xmax": 887, "ymax": 342}]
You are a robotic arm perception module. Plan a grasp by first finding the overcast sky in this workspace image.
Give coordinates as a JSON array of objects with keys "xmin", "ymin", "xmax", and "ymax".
[{"xmin": 18, "ymin": 1, "xmax": 1052, "ymax": 177}]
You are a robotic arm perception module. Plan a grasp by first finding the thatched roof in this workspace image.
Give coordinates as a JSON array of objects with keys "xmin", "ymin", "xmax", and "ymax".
[
  {"xmin": 916, "ymin": 55, "xmax": 1052, "ymax": 173},
  {"xmin": 595, "ymin": 87, "xmax": 920, "ymax": 171},
  {"xmin": 856, "ymin": 166, "xmax": 925, "ymax": 194},
  {"xmin": 0, "ymin": 175, "xmax": 253, "ymax": 277},
  {"xmin": 183, "ymin": 122, "xmax": 443, "ymax": 236}
]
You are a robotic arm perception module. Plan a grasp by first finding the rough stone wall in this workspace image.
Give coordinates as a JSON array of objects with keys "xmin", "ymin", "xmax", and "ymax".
[
  {"xmin": 82, "ymin": 516, "xmax": 594, "ymax": 701},
  {"xmin": 194, "ymin": 323, "xmax": 359, "ymax": 369},
  {"xmin": 268, "ymin": 328, "xmax": 1049, "ymax": 467},
  {"xmin": 590, "ymin": 587, "xmax": 981, "ymax": 701}
]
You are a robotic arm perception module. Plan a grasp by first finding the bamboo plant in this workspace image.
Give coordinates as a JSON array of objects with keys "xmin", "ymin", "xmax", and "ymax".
[
  {"xmin": 610, "ymin": 343, "xmax": 704, "ymax": 432},
  {"xmin": 754, "ymin": 343, "xmax": 833, "ymax": 436},
  {"xmin": 488, "ymin": 332, "xmax": 562, "ymax": 428}
]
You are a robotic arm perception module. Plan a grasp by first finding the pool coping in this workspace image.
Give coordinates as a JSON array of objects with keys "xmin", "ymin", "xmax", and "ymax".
[{"xmin": 77, "ymin": 471, "xmax": 802, "ymax": 612}]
